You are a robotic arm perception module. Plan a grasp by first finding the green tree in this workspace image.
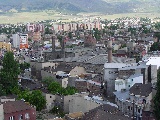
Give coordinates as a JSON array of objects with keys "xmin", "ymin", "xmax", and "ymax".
[
  {"xmin": 45, "ymin": 27, "xmax": 51, "ymax": 34},
  {"xmin": 150, "ymin": 42, "xmax": 160, "ymax": 51},
  {"xmin": 30, "ymin": 90, "xmax": 46, "ymax": 111},
  {"xmin": 19, "ymin": 62, "xmax": 30, "ymax": 73},
  {"xmin": 154, "ymin": 32, "xmax": 160, "ymax": 42},
  {"xmin": 18, "ymin": 90, "xmax": 31, "ymax": 102},
  {"xmin": 0, "ymin": 84, "xmax": 6, "ymax": 96},
  {"xmin": 48, "ymin": 81, "xmax": 62, "ymax": 94},
  {"xmin": 28, "ymin": 38, "xmax": 32, "ymax": 42},
  {"xmin": 0, "ymin": 52, "xmax": 20, "ymax": 94},
  {"xmin": 65, "ymin": 86, "xmax": 77, "ymax": 95},
  {"xmin": 68, "ymin": 32, "xmax": 73, "ymax": 39},
  {"xmin": 93, "ymin": 28, "xmax": 101, "ymax": 40},
  {"xmin": 153, "ymin": 68, "xmax": 160, "ymax": 119},
  {"xmin": 50, "ymin": 106, "xmax": 66, "ymax": 117},
  {"xmin": 42, "ymin": 77, "xmax": 54, "ymax": 86}
]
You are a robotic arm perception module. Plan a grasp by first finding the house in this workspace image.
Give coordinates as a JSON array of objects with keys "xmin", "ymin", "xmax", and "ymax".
[
  {"xmin": 3, "ymin": 100, "xmax": 36, "ymax": 120},
  {"xmin": 82, "ymin": 104, "xmax": 130, "ymax": 120}
]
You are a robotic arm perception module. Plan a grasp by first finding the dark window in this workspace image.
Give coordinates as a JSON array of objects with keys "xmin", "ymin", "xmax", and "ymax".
[
  {"xmin": 19, "ymin": 114, "xmax": 23, "ymax": 120},
  {"xmin": 128, "ymin": 106, "xmax": 130, "ymax": 110},
  {"xmin": 50, "ymin": 96, "xmax": 52, "ymax": 98}
]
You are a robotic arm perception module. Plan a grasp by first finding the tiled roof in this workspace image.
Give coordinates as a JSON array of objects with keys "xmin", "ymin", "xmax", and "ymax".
[
  {"xmin": 83, "ymin": 104, "xmax": 130, "ymax": 120},
  {"xmin": 3, "ymin": 100, "xmax": 34, "ymax": 114},
  {"xmin": 129, "ymin": 83, "xmax": 152, "ymax": 97}
]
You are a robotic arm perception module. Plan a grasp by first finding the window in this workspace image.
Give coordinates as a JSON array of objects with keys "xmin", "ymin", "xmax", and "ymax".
[
  {"xmin": 19, "ymin": 114, "xmax": 23, "ymax": 120},
  {"xmin": 128, "ymin": 106, "xmax": 130, "ymax": 110},
  {"xmin": 9, "ymin": 116, "xmax": 15, "ymax": 120},
  {"xmin": 25, "ymin": 113, "xmax": 30, "ymax": 119},
  {"xmin": 50, "ymin": 96, "xmax": 52, "ymax": 98},
  {"xmin": 128, "ymin": 85, "xmax": 130, "ymax": 87}
]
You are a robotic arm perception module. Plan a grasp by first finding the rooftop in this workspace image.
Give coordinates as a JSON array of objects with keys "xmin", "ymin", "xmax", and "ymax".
[
  {"xmin": 83, "ymin": 104, "xmax": 130, "ymax": 120},
  {"xmin": 67, "ymin": 112, "xmax": 84, "ymax": 119},
  {"xmin": 3, "ymin": 100, "xmax": 34, "ymax": 114},
  {"xmin": 113, "ymin": 91, "xmax": 129, "ymax": 102},
  {"xmin": 129, "ymin": 83, "xmax": 152, "ymax": 97}
]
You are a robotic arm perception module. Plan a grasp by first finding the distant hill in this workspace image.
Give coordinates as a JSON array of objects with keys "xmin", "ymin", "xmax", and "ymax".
[{"xmin": 0, "ymin": 0, "xmax": 159, "ymax": 14}]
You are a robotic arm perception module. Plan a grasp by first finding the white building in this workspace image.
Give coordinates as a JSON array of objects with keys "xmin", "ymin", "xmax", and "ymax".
[
  {"xmin": 12, "ymin": 34, "xmax": 20, "ymax": 48},
  {"xmin": 115, "ymin": 74, "xmax": 143, "ymax": 92},
  {"xmin": 104, "ymin": 63, "xmax": 131, "ymax": 97},
  {"xmin": 20, "ymin": 34, "xmax": 28, "ymax": 49}
]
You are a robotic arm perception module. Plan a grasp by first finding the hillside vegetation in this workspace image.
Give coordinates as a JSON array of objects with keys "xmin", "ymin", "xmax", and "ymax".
[{"xmin": 0, "ymin": 0, "xmax": 159, "ymax": 14}]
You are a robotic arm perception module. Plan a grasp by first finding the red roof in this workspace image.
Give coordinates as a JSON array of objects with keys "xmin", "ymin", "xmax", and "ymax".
[{"xmin": 3, "ymin": 100, "xmax": 34, "ymax": 114}]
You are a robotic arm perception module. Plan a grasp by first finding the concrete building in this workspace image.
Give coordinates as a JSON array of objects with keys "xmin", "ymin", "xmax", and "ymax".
[
  {"xmin": 12, "ymin": 34, "xmax": 20, "ymax": 48},
  {"xmin": 114, "ymin": 83, "xmax": 153, "ymax": 119},
  {"xmin": 104, "ymin": 63, "xmax": 131, "ymax": 97}
]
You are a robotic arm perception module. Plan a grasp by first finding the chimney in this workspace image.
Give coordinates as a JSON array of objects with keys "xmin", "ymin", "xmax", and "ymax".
[
  {"xmin": 52, "ymin": 36, "xmax": 55, "ymax": 52},
  {"xmin": 108, "ymin": 39, "xmax": 112, "ymax": 63}
]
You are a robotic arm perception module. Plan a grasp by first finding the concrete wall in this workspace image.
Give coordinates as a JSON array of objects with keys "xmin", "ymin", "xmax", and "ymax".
[
  {"xmin": 104, "ymin": 68, "xmax": 119, "ymax": 97},
  {"xmin": 115, "ymin": 79, "xmax": 126, "ymax": 91},
  {"xmin": 126, "ymin": 75, "xmax": 143, "ymax": 90},
  {"xmin": 62, "ymin": 78, "xmax": 68, "ymax": 88},
  {"xmin": 44, "ymin": 93, "xmax": 56, "ymax": 111},
  {"xmin": 0, "ymin": 104, "xmax": 4, "ymax": 120},
  {"xmin": 69, "ymin": 95, "xmax": 100, "ymax": 113},
  {"xmin": 36, "ymin": 62, "xmax": 57, "ymax": 71},
  {"xmin": 70, "ymin": 66, "xmax": 86, "ymax": 77},
  {"xmin": 41, "ymin": 70, "xmax": 57, "ymax": 81},
  {"xmin": 0, "ymin": 98, "xmax": 15, "ymax": 103}
]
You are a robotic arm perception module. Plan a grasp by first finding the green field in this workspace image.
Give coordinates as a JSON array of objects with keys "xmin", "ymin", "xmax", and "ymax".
[{"xmin": 0, "ymin": 11, "xmax": 160, "ymax": 24}]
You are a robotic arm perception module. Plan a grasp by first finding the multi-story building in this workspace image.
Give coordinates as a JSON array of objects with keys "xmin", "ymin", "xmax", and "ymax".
[
  {"xmin": 33, "ymin": 31, "xmax": 41, "ymax": 41},
  {"xmin": 0, "ymin": 42, "xmax": 11, "ymax": 51},
  {"xmin": 20, "ymin": 34, "xmax": 28, "ymax": 49},
  {"xmin": 26, "ymin": 23, "xmax": 44, "ymax": 33},
  {"xmin": 12, "ymin": 34, "xmax": 20, "ymax": 48}
]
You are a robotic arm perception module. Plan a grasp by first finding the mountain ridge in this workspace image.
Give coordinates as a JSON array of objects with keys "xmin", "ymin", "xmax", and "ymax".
[{"xmin": 0, "ymin": 0, "xmax": 159, "ymax": 14}]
